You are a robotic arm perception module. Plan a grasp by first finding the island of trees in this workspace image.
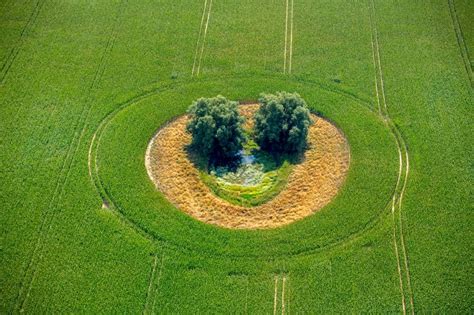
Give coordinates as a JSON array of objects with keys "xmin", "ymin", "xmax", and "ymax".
[{"xmin": 186, "ymin": 92, "xmax": 312, "ymax": 165}]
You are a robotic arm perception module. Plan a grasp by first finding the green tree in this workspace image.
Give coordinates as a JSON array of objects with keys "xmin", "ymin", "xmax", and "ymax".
[
  {"xmin": 254, "ymin": 92, "xmax": 312, "ymax": 153},
  {"xmin": 187, "ymin": 96, "xmax": 246, "ymax": 163}
]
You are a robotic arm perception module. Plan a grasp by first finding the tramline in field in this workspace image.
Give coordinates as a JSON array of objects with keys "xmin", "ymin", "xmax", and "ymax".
[{"xmin": 1, "ymin": 0, "xmax": 472, "ymax": 313}]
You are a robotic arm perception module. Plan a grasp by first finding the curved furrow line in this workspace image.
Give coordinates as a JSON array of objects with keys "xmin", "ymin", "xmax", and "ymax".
[
  {"xmin": 86, "ymin": 74, "xmax": 401, "ymax": 261},
  {"xmin": 87, "ymin": 72, "xmax": 374, "ymax": 190},
  {"xmin": 395, "ymin": 129, "xmax": 415, "ymax": 312},
  {"xmin": 369, "ymin": 0, "xmax": 414, "ymax": 313}
]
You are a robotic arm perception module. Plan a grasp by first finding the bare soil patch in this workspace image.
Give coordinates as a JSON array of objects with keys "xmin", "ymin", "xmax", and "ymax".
[{"xmin": 145, "ymin": 105, "xmax": 350, "ymax": 229}]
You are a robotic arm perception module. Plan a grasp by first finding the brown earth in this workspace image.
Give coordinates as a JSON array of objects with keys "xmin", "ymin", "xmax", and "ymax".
[{"xmin": 145, "ymin": 104, "xmax": 350, "ymax": 229}]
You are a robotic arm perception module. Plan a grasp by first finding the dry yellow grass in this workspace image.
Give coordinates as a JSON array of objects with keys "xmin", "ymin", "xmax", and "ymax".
[{"xmin": 145, "ymin": 105, "xmax": 350, "ymax": 229}]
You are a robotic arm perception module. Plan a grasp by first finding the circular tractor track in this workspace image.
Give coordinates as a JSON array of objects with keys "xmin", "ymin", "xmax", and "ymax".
[{"xmin": 87, "ymin": 74, "xmax": 401, "ymax": 259}]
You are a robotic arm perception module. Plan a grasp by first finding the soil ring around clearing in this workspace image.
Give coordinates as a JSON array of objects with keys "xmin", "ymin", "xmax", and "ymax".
[{"xmin": 145, "ymin": 104, "xmax": 350, "ymax": 229}]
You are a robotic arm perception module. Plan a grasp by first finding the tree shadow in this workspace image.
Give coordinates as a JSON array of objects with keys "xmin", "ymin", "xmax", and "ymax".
[
  {"xmin": 186, "ymin": 141, "xmax": 309, "ymax": 176},
  {"xmin": 251, "ymin": 147, "xmax": 306, "ymax": 172},
  {"xmin": 186, "ymin": 144, "xmax": 242, "ymax": 172}
]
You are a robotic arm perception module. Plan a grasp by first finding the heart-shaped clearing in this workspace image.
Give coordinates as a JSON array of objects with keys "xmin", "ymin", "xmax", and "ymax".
[{"xmin": 146, "ymin": 104, "xmax": 350, "ymax": 229}]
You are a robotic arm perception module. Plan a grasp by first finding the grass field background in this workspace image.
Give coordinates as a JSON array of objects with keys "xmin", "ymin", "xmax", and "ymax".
[{"xmin": 1, "ymin": 0, "xmax": 472, "ymax": 313}]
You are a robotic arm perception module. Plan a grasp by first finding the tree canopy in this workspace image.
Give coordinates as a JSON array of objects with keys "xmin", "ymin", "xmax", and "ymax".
[
  {"xmin": 254, "ymin": 92, "xmax": 312, "ymax": 153},
  {"xmin": 186, "ymin": 96, "xmax": 246, "ymax": 163}
]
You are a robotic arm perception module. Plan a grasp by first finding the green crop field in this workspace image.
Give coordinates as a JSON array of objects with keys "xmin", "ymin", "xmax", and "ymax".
[{"xmin": 1, "ymin": 0, "xmax": 472, "ymax": 313}]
